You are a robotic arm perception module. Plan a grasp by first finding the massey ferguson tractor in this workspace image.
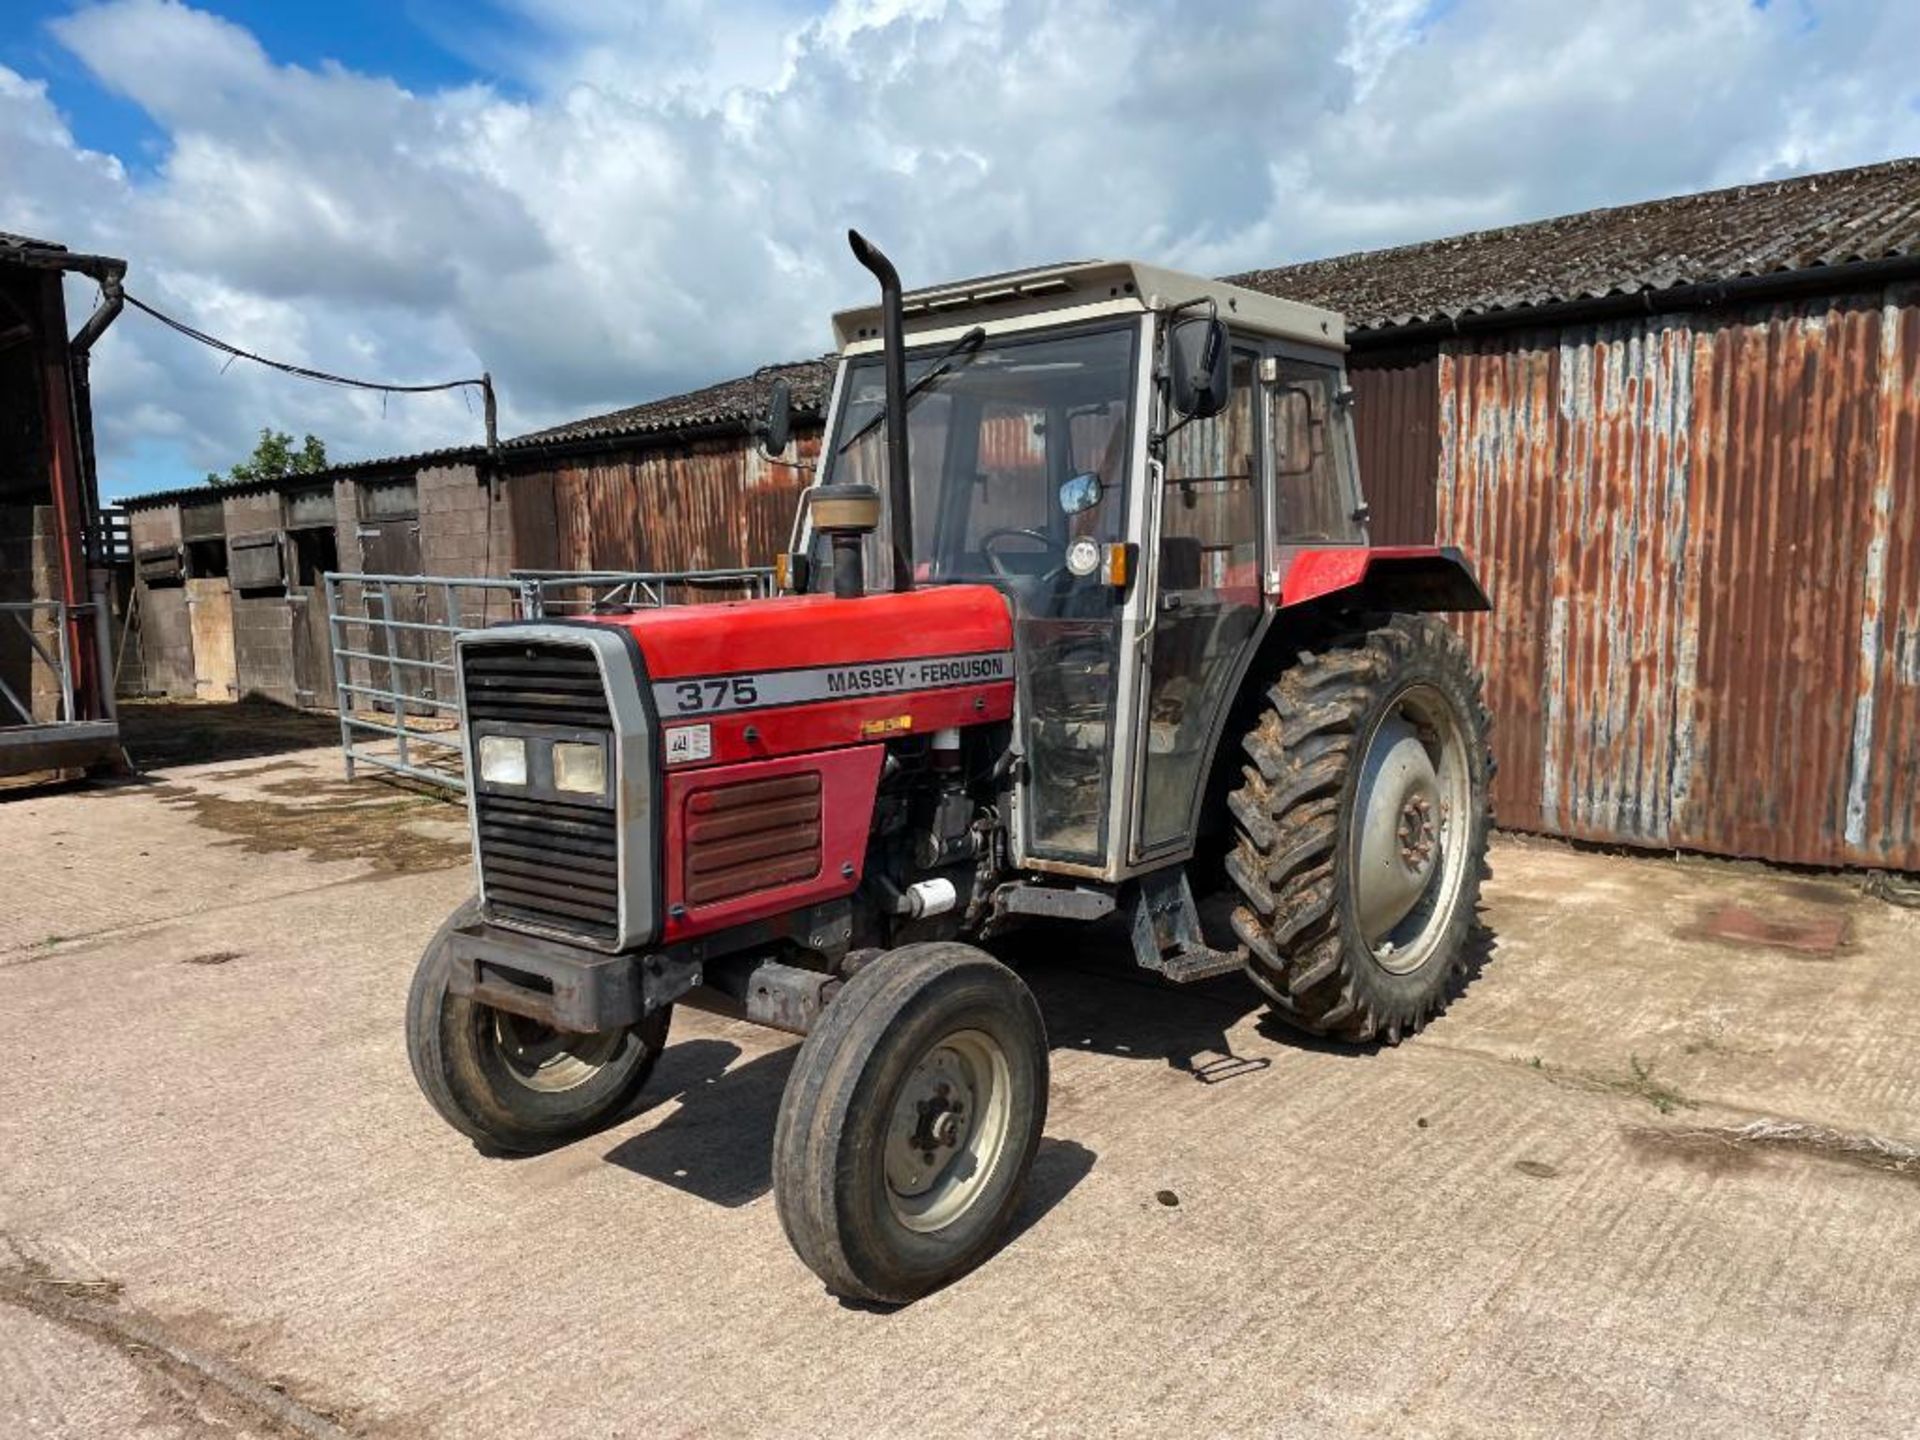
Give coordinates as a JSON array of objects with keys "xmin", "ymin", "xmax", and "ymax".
[{"xmin": 405, "ymin": 233, "xmax": 1494, "ymax": 1303}]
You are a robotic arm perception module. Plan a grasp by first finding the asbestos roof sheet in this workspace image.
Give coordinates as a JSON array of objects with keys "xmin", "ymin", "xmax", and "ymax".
[
  {"xmin": 505, "ymin": 355, "xmax": 836, "ymax": 449},
  {"xmin": 116, "ymin": 445, "xmax": 485, "ymax": 511},
  {"xmin": 1227, "ymin": 156, "xmax": 1920, "ymax": 333}
]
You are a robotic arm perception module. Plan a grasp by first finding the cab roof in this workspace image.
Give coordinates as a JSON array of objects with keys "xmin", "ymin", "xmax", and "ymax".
[{"xmin": 831, "ymin": 259, "xmax": 1345, "ymax": 353}]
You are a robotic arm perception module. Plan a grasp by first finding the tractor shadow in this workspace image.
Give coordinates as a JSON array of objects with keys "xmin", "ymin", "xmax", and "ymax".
[
  {"xmin": 1002, "ymin": 913, "xmax": 1283, "ymax": 1079},
  {"xmin": 602, "ymin": 1033, "xmax": 1097, "ymax": 1240},
  {"xmin": 602, "ymin": 1038, "xmax": 792, "ymax": 1207},
  {"xmin": 597, "ymin": 911, "xmax": 1493, "ymax": 1234},
  {"xmin": 1004, "ymin": 906, "xmax": 1500, "ymax": 1072}
]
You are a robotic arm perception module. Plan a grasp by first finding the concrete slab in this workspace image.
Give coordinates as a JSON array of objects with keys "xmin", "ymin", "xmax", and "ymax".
[{"xmin": 3, "ymin": 753, "xmax": 1918, "ymax": 1438}]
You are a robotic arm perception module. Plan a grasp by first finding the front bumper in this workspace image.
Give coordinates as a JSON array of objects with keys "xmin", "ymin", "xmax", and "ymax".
[
  {"xmin": 446, "ymin": 919, "xmax": 697, "ymax": 1033},
  {"xmin": 444, "ymin": 899, "xmax": 854, "ymax": 1037}
]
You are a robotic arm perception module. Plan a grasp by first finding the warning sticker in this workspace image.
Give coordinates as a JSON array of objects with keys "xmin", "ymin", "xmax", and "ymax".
[{"xmin": 664, "ymin": 723, "xmax": 713, "ymax": 765}]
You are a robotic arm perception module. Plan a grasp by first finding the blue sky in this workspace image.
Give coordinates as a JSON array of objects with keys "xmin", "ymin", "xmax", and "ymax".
[
  {"xmin": 4, "ymin": 0, "xmax": 1919, "ymax": 498},
  {"xmin": 4, "ymin": 2, "xmax": 523, "ymax": 168}
]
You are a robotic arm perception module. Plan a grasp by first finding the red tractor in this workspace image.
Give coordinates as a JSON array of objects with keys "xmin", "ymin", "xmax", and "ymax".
[{"xmin": 406, "ymin": 234, "xmax": 1493, "ymax": 1303}]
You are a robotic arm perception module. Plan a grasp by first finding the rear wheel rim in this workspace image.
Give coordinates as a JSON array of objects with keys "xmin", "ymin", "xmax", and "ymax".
[
  {"xmin": 488, "ymin": 1011, "xmax": 625, "ymax": 1093},
  {"xmin": 882, "ymin": 1029, "xmax": 1014, "ymax": 1235},
  {"xmin": 1349, "ymin": 683, "xmax": 1473, "ymax": 976}
]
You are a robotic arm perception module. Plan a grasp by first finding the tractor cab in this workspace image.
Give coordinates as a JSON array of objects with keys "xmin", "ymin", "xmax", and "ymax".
[{"xmin": 798, "ymin": 261, "xmax": 1369, "ymax": 881}]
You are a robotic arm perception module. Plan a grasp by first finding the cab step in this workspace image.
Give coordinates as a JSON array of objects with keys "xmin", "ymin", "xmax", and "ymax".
[
  {"xmin": 1145, "ymin": 942, "xmax": 1249, "ymax": 985},
  {"xmin": 1129, "ymin": 868, "xmax": 1248, "ymax": 985}
]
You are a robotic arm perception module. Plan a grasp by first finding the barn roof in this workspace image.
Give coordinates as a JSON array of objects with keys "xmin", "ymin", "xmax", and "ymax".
[
  {"xmin": 1228, "ymin": 155, "xmax": 1920, "ymax": 334},
  {"xmin": 505, "ymin": 356, "xmax": 836, "ymax": 449},
  {"xmin": 115, "ymin": 446, "xmax": 485, "ymax": 511}
]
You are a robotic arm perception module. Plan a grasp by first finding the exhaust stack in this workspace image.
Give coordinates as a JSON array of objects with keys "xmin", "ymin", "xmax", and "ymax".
[{"xmin": 847, "ymin": 230, "xmax": 913, "ymax": 593}]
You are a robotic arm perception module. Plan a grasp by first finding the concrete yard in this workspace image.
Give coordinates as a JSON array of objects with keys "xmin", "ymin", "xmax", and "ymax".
[{"xmin": 3, "ymin": 729, "xmax": 1919, "ymax": 1439}]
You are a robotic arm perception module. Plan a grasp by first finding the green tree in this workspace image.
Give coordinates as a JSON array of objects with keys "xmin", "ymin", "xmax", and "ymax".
[{"xmin": 206, "ymin": 428, "xmax": 330, "ymax": 486}]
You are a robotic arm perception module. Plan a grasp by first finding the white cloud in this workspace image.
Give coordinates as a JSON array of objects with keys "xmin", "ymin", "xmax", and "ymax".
[{"xmin": 4, "ymin": 0, "xmax": 1919, "ymax": 493}]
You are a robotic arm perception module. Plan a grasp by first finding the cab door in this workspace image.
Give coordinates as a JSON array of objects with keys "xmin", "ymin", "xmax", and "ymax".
[
  {"xmin": 1268, "ymin": 351, "xmax": 1368, "ymax": 556},
  {"xmin": 1130, "ymin": 346, "xmax": 1266, "ymax": 860}
]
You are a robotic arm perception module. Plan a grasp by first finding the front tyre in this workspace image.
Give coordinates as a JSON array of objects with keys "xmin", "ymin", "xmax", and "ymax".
[
  {"xmin": 405, "ymin": 899, "xmax": 671, "ymax": 1153},
  {"xmin": 1227, "ymin": 616, "xmax": 1492, "ymax": 1044},
  {"xmin": 772, "ymin": 943, "xmax": 1048, "ymax": 1304}
]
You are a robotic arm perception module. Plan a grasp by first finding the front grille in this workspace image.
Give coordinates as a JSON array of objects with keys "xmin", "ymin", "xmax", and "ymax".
[
  {"xmin": 463, "ymin": 644, "xmax": 612, "ymax": 728},
  {"xmin": 474, "ymin": 793, "xmax": 619, "ymax": 942},
  {"xmin": 684, "ymin": 772, "xmax": 823, "ymax": 905},
  {"xmin": 463, "ymin": 641, "xmax": 620, "ymax": 944}
]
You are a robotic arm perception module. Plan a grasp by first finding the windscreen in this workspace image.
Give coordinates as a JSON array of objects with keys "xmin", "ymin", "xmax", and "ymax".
[{"xmin": 817, "ymin": 325, "xmax": 1137, "ymax": 586}]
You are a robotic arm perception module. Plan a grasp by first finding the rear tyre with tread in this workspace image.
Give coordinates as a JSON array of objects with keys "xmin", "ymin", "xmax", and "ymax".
[
  {"xmin": 405, "ymin": 898, "xmax": 671, "ymax": 1153},
  {"xmin": 1227, "ymin": 616, "xmax": 1493, "ymax": 1044},
  {"xmin": 773, "ymin": 942, "xmax": 1048, "ymax": 1304}
]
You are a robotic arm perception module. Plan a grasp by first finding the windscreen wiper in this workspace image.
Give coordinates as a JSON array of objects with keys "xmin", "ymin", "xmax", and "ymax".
[{"xmin": 837, "ymin": 326, "xmax": 987, "ymax": 454}]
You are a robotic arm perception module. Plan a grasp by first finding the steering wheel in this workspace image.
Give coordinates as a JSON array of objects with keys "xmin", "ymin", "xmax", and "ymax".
[{"xmin": 979, "ymin": 526, "xmax": 1068, "ymax": 582}]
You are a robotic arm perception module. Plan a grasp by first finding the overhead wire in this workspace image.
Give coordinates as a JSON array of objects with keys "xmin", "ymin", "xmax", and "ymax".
[{"xmin": 120, "ymin": 290, "xmax": 498, "ymax": 449}]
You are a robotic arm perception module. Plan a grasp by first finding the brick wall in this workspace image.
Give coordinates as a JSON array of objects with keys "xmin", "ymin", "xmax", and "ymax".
[
  {"xmin": 419, "ymin": 462, "xmax": 521, "ymax": 629},
  {"xmin": 418, "ymin": 463, "xmax": 511, "ymax": 579}
]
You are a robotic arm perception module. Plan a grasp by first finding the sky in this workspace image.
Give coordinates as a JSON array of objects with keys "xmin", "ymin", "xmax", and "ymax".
[{"xmin": 4, "ymin": 0, "xmax": 1920, "ymax": 499}]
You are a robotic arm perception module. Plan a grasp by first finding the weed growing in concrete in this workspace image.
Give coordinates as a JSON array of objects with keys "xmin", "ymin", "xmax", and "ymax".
[{"xmin": 1518, "ymin": 1052, "xmax": 1696, "ymax": 1115}]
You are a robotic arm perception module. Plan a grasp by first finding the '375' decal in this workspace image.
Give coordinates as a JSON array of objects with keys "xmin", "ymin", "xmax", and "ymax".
[{"xmin": 666, "ymin": 676, "xmax": 759, "ymax": 714}]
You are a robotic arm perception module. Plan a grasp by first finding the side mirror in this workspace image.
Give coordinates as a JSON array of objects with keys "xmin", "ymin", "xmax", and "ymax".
[
  {"xmin": 758, "ymin": 378, "xmax": 792, "ymax": 457},
  {"xmin": 1058, "ymin": 471, "xmax": 1103, "ymax": 516},
  {"xmin": 1168, "ymin": 316, "xmax": 1230, "ymax": 420}
]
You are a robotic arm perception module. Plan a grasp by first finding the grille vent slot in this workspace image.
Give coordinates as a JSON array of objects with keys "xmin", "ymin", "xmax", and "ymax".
[
  {"xmin": 684, "ymin": 772, "xmax": 822, "ymax": 905},
  {"xmin": 464, "ymin": 644, "xmax": 612, "ymax": 729}
]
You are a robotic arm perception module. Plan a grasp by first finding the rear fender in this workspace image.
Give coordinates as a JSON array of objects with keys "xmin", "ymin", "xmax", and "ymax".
[{"xmin": 1275, "ymin": 546, "xmax": 1490, "ymax": 614}]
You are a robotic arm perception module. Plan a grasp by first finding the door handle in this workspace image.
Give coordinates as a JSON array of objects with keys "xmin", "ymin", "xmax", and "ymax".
[{"xmin": 1135, "ymin": 459, "xmax": 1166, "ymax": 648}]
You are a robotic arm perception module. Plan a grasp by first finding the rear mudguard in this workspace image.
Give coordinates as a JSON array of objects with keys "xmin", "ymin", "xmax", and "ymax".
[{"xmin": 1276, "ymin": 546, "xmax": 1490, "ymax": 614}]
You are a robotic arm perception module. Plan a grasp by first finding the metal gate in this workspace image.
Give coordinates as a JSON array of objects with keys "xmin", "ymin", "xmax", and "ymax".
[{"xmin": 324, "ymin": 568, "xmax": 773, "ymax": 791}]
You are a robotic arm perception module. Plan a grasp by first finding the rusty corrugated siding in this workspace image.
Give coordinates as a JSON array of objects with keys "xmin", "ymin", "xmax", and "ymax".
[
  {"xmin": 538, "ymin": 430, "xmax": 822, "ymax": 578},
  {"xmin": 1436, "ymin": 285, "xmax": 1920, "ymax": 871},
  {"xmin": 1437, "ymin": 332, "xmax": 1561, "ymax": 837},
  {"xmin": 1854, "ymin": 287, "xmax": 1920, "ymax": 865},
  {"xmin": 1351, "ymin": 354, "xmax": 1440, "ymax": 544}
]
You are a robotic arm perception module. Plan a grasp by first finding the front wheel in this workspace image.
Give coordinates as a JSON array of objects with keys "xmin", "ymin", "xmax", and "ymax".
[
  {"xmin": 772, "ymin": 943, "xmax": 1048, "ymax": 1303},
  {"xmin": 405, "ymin": 899, "xmax": 671, "ymax": 1153},
  {"xmin": 1227, "ymin": 616, "xmax": 1493, "ymax": 1043}
]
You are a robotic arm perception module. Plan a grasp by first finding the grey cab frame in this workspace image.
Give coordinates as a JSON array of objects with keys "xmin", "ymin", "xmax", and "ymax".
[{"xmin": 1118, "ymin": 328, "xmax": 1368, "ymax": 875}]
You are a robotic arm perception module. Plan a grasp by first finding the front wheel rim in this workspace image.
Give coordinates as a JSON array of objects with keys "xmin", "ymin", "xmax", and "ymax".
[
  {"xmin": 882, "ymin": 1029, "xmax": 1014, "ymax": 1234},
  {"xmin": 488, "ymin": 1011, "xmax": 625, "ymax": 1093},
  {"xmin": 1349, "ymin": 683, "xmax": 1473, "ymax": 976}
]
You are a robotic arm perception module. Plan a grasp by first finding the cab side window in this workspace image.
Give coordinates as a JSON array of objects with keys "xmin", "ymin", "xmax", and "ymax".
[{"xmin": 1270, "ymin": 362, "xmax": 1362, "ymax": 545}]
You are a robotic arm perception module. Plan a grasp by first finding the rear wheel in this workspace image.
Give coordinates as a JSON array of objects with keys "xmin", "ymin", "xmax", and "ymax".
[
  {"xmin": 772, "ymin": 943, "xmax": 1048, "ymax": 1303},
  {"xmin": 405, "ymin": 899, "xmax": 671, "ymax": 1152},
  {"xmin": 1227, "ymin": 616, "xmax": 1492, "ymax": 1043}
]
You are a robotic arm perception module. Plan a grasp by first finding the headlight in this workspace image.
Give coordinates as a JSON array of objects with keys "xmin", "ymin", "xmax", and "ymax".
[
  {"xmin": 553, "ymin": 741, "xmax": 607, "ymax": 796},
  {"xmin": 477, "ymin": 734, "xmax": 527, "ymax": 785}
]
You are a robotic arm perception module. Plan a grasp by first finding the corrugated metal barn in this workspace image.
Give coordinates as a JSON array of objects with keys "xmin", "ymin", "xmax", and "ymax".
[
  {"xmin": 1233, "ymin": 157, "xmax": 1920, "ymax": 874},
  {"xmin": 118, "ymin": 157, "xmax": 1920, "ymax": 873}
]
